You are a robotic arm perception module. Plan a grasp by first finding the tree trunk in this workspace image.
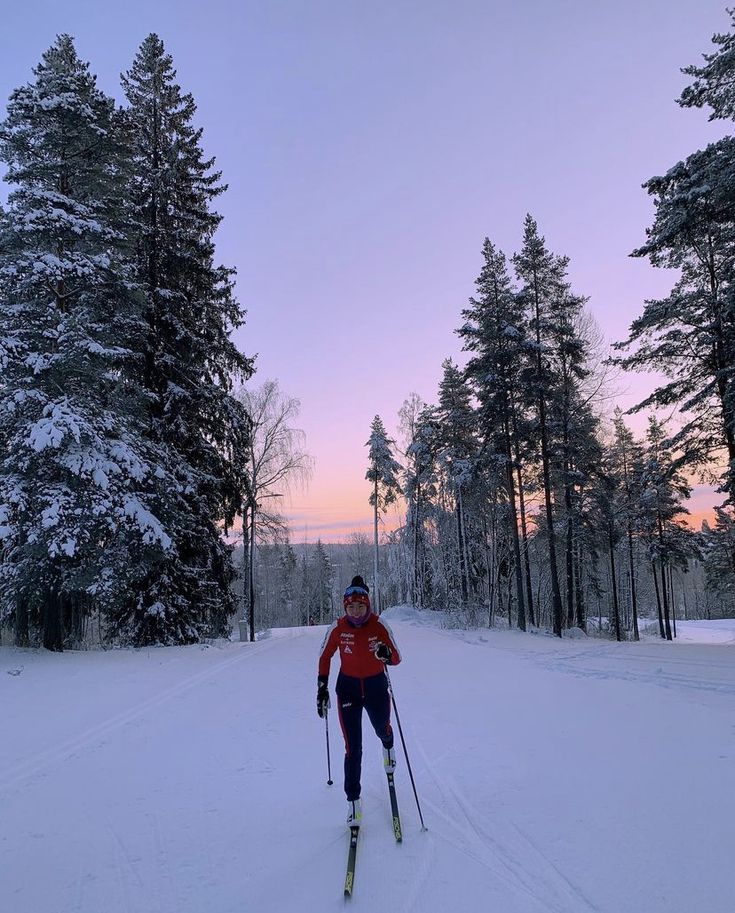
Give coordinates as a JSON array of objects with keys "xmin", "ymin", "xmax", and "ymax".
[
  {"xmin": 513, "ymin": 422, "xmax": 535, "ymax": 626},
  {"xmin": 248, "ymin": 505, "xmax": 256, "ymax": 642},
  {"xmin": 651, "ymin": 561, "xmax": 665, "ymax": 639},
  {"xmin": 242, "ymin": 502, "xmax": 250, "ymax": 620},
  {"xmin": 486, "ymin": 510, "xmax": 497, "ymax": 627},
  {"xmin": 14, "ymin": 594, "xmax": 29, "ymax": 647},
  {"xmin": 482, "ymin": 514, "xmax": 493, "ymax": 626},
  {"xmin": 656, "ymin": 517, "xmax": 673, "ymax": 640},
  {"xmin": 42, "ymin": 587, "xmax": 64, "ymax": 652},
  {"xmin": 565, "ymin": 499, "xmax": 575, "ymax": 629},
  {"xmin": 627, "ymin": 526, "xmax": 640, "ymax": 641},
  {"xmin": 608, "ymin": 529, "xmax": 621, "ymax": 642},
  {"xmin": 67, "ymin": 592, "xmax": 86, "ymax": 646},
  {"xmin": 573, "ymin": 536, "xmax": 586, "ymax": 631},
  {"xmin": 504, "ymin": 421, "xmax": 526, "ymax": 631},
  {"xmin": 540, "ymin": 410, "xmax": 564, "ymax": 637},
  {"xmin": 563, "ymin": 445, "xmax": 574, "ymax": 629},
  {"xmin": 681, "ymin": 575, "xmax": 688, "ymax": 621},
  {"xmin": 412, "ymin": 479, "xmax": 421, "ymax": 607},
  {"xmin": 661, "ymin": 563, "xmax": 673, "ymax": 641},
  {"xmin": 456, "ymin": 484, "xmax": 469, "ymax": 605},
  {"xmin": 533, "ymin": 300, "xmax": 563, "ymax": 635},
  {"xmin": 668, "ymin": 565, "xmax": 677, "ymax": 638}
]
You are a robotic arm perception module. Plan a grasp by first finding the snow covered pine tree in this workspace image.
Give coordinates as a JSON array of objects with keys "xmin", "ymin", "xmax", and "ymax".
[
  {"xmin": 0, "ymin": 37, "xmax": 171, "ymax": 648},
  {"xmin": 365, "ymin": 415, "xmax": 402, "ymax": 614},
  {"xmin": 117, "ymin": 34, "xmax": 253, "ymax": 642}
]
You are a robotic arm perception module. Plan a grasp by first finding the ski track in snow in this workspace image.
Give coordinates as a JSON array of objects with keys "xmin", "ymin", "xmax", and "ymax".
[
  {"xmin": 0, "ymin": 637, "xmax": 283, "ymax": 797},
  {"xmin": 399, "ymin": 829, "xmax": 436, "ymax": 913},
  {"xmin": 416, "ymin": 740, "xmax": 598, "ymax": 913},
  {"xmin": 536, "ymin": 646, "xmax": 735, "ymax": 697},
  {"xmin": 106, "ymin": 816, "xmax": 143, "ymax": 913},
  {"xmin": 429, "ymin": 622, "xmax": 735, "ymax": 700}
]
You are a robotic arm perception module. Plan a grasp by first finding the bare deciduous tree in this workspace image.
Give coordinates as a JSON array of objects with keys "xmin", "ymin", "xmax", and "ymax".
[{"xmin": 235, "ymin": 380, "xmax": 312, "ymax": 640}]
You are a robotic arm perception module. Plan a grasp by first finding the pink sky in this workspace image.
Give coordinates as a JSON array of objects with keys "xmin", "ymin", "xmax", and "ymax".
[{"xmin": 2, "ymin": 1, "xmax": 731, "ymax": 540}]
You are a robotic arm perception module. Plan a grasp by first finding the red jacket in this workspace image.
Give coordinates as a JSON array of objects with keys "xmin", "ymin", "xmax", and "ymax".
[{"xmin": 318, "ymin": 612, "xmax": 401, "ymax": 679}]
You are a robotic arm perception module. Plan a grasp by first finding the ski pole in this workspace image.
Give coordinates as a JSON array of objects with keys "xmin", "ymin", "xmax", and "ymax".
[
  {"xmin": 384, "ymin": 666, "xmax": 427, "ymax": 831},
  {"xmin": 325, "ymin": 708, "xmax": 333, "ymax": 786}
]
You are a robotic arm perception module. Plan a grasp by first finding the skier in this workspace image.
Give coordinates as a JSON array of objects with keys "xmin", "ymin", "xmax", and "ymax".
[{"xmin": 317, "ymin": 575, "xmax": 401, "ymax": 826}]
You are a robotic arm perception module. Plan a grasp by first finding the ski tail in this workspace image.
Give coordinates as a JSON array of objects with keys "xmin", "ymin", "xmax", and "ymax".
[
  {"xmin": 387, "ymin": 772, "xmax": 402, "ymax": 842},
  {"xmin": 344, "ymin": 825, "xmax": 360, "ymax": 896}
]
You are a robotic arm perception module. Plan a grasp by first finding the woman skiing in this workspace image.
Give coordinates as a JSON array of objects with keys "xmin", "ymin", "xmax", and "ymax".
[{"xmin": 317, "ymin": 575, "xmax": 401, "ymax": 826}]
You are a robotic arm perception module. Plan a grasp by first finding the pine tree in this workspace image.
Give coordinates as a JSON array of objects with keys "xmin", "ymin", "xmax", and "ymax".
[
  {"xmin": 679, "ymin": 9, "xmax": 735, "ymax": 118},
  {"xmin": 562, "ymin": 394, "xmax": 603, "ymax": 633},
  {"xmin": 700, "ymin": 507, "xmax": 735, "ymax": 601},
  {"xmin": 616, "ymin": 12, "xmax": 735, "ymax": 505},
  {"xmin": 615, "ymin": 141, "xmax": 735, "ymax": 504},
  {"xmin": 610, "ymin": 410, "xmax": 644, "ymax": 640},
  {"xmin": 434, "ymin": 359, "xmax": 481, "ymax": 608},
  {"xmin": 402, "ymin": 408, "xmax": 438, "ymax": 607},
  {"xmin": 459, "ymin": 239, "xmax": 527, "ymax": 628},
  {"xmin": 590, "ymin": 443, "xmax": 625, "ymax": 641},
  {"xmin": 298, "ymin": 551, "xmax": 312, "ymax": 625},
  {"xmin": 366, "ymin": 415, "xmax": 402, "ymax": 613},
  {"xmin": 117, "ymin": 34, "xmax": 253, "ymax": 642},
  {"xmin": 0, "ymin": 36, "xmax": 171, "ymax": 648},
  {"xmin": 513, "ymin": 215, "xmax": 566, "ymax": 635},
  {"xmin": 638, "ymin": 416, "xmax": 691, "ymax": 640},
  {"xmin": 310, "ymin": 540, "xmax": 334, "ymax": 624},
  {"xmin": 546, "ymin": 268, "xmax": 590, "ymax": 632},
  {"xmin": 277, "ymin": 540, "xmax": 298, "ymax": 625}
]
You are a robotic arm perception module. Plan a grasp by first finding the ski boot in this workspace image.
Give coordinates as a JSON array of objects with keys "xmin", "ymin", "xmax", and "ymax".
[{"xmin": 347, "ymin": 798, "xmax": 362, "ymax": 827}]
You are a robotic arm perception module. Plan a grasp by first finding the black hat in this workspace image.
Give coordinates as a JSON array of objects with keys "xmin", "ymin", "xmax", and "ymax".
[{"xmin": 350, "ymin": 575, "xmax": 369, "ymax": 593}]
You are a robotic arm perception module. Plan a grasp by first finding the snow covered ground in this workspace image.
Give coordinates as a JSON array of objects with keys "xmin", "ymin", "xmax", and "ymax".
[
  {"xmin": 1, "ymin": 610, "xmax": 733, "ymax": 913},
  {"xmin": 672, "ymin": 617, "xmax": 735, "ymax": 644}
]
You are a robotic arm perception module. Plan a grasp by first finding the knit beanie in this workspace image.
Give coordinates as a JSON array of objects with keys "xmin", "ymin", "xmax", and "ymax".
[{"xmin": 343, "ymin": 576, "xmax": 370, "ymax": 624}]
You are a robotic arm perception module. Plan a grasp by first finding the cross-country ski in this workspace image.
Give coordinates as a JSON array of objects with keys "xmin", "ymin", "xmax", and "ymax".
[{"xmin": 387, "ymin": 772, "xmax": 402, "ymax": 843}]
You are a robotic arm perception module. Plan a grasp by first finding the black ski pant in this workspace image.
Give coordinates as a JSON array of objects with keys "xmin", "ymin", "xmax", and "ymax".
[{"xmin": 336, "ymin": 671, "xmax": 394, "ymax": 801}]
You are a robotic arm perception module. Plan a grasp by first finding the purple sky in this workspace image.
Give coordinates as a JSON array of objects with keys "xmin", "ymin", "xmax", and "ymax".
[{"xmin": 2, "ymin": 1, "xmax": 731, "ymax": 540}]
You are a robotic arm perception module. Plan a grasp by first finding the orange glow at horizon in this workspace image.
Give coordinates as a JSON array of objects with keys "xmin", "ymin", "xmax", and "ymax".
[{"xmin": 281, "ymin": 477, "xmax": 722, "ymax": 544}]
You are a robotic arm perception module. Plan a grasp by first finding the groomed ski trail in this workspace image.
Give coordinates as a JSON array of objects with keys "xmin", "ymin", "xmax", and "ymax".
[{"xmin": 2, "ymin": 617, "xmax": 734, "ymax": 913}]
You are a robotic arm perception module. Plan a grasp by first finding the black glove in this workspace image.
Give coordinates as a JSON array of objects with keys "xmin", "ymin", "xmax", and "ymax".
[
  {"xmin": 317, "ymin": 678, "xmax": 330, "ymax": 718},
  {"xmin": 375, "ymin": 642, "xmax": 392, "ymax": 663}
]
